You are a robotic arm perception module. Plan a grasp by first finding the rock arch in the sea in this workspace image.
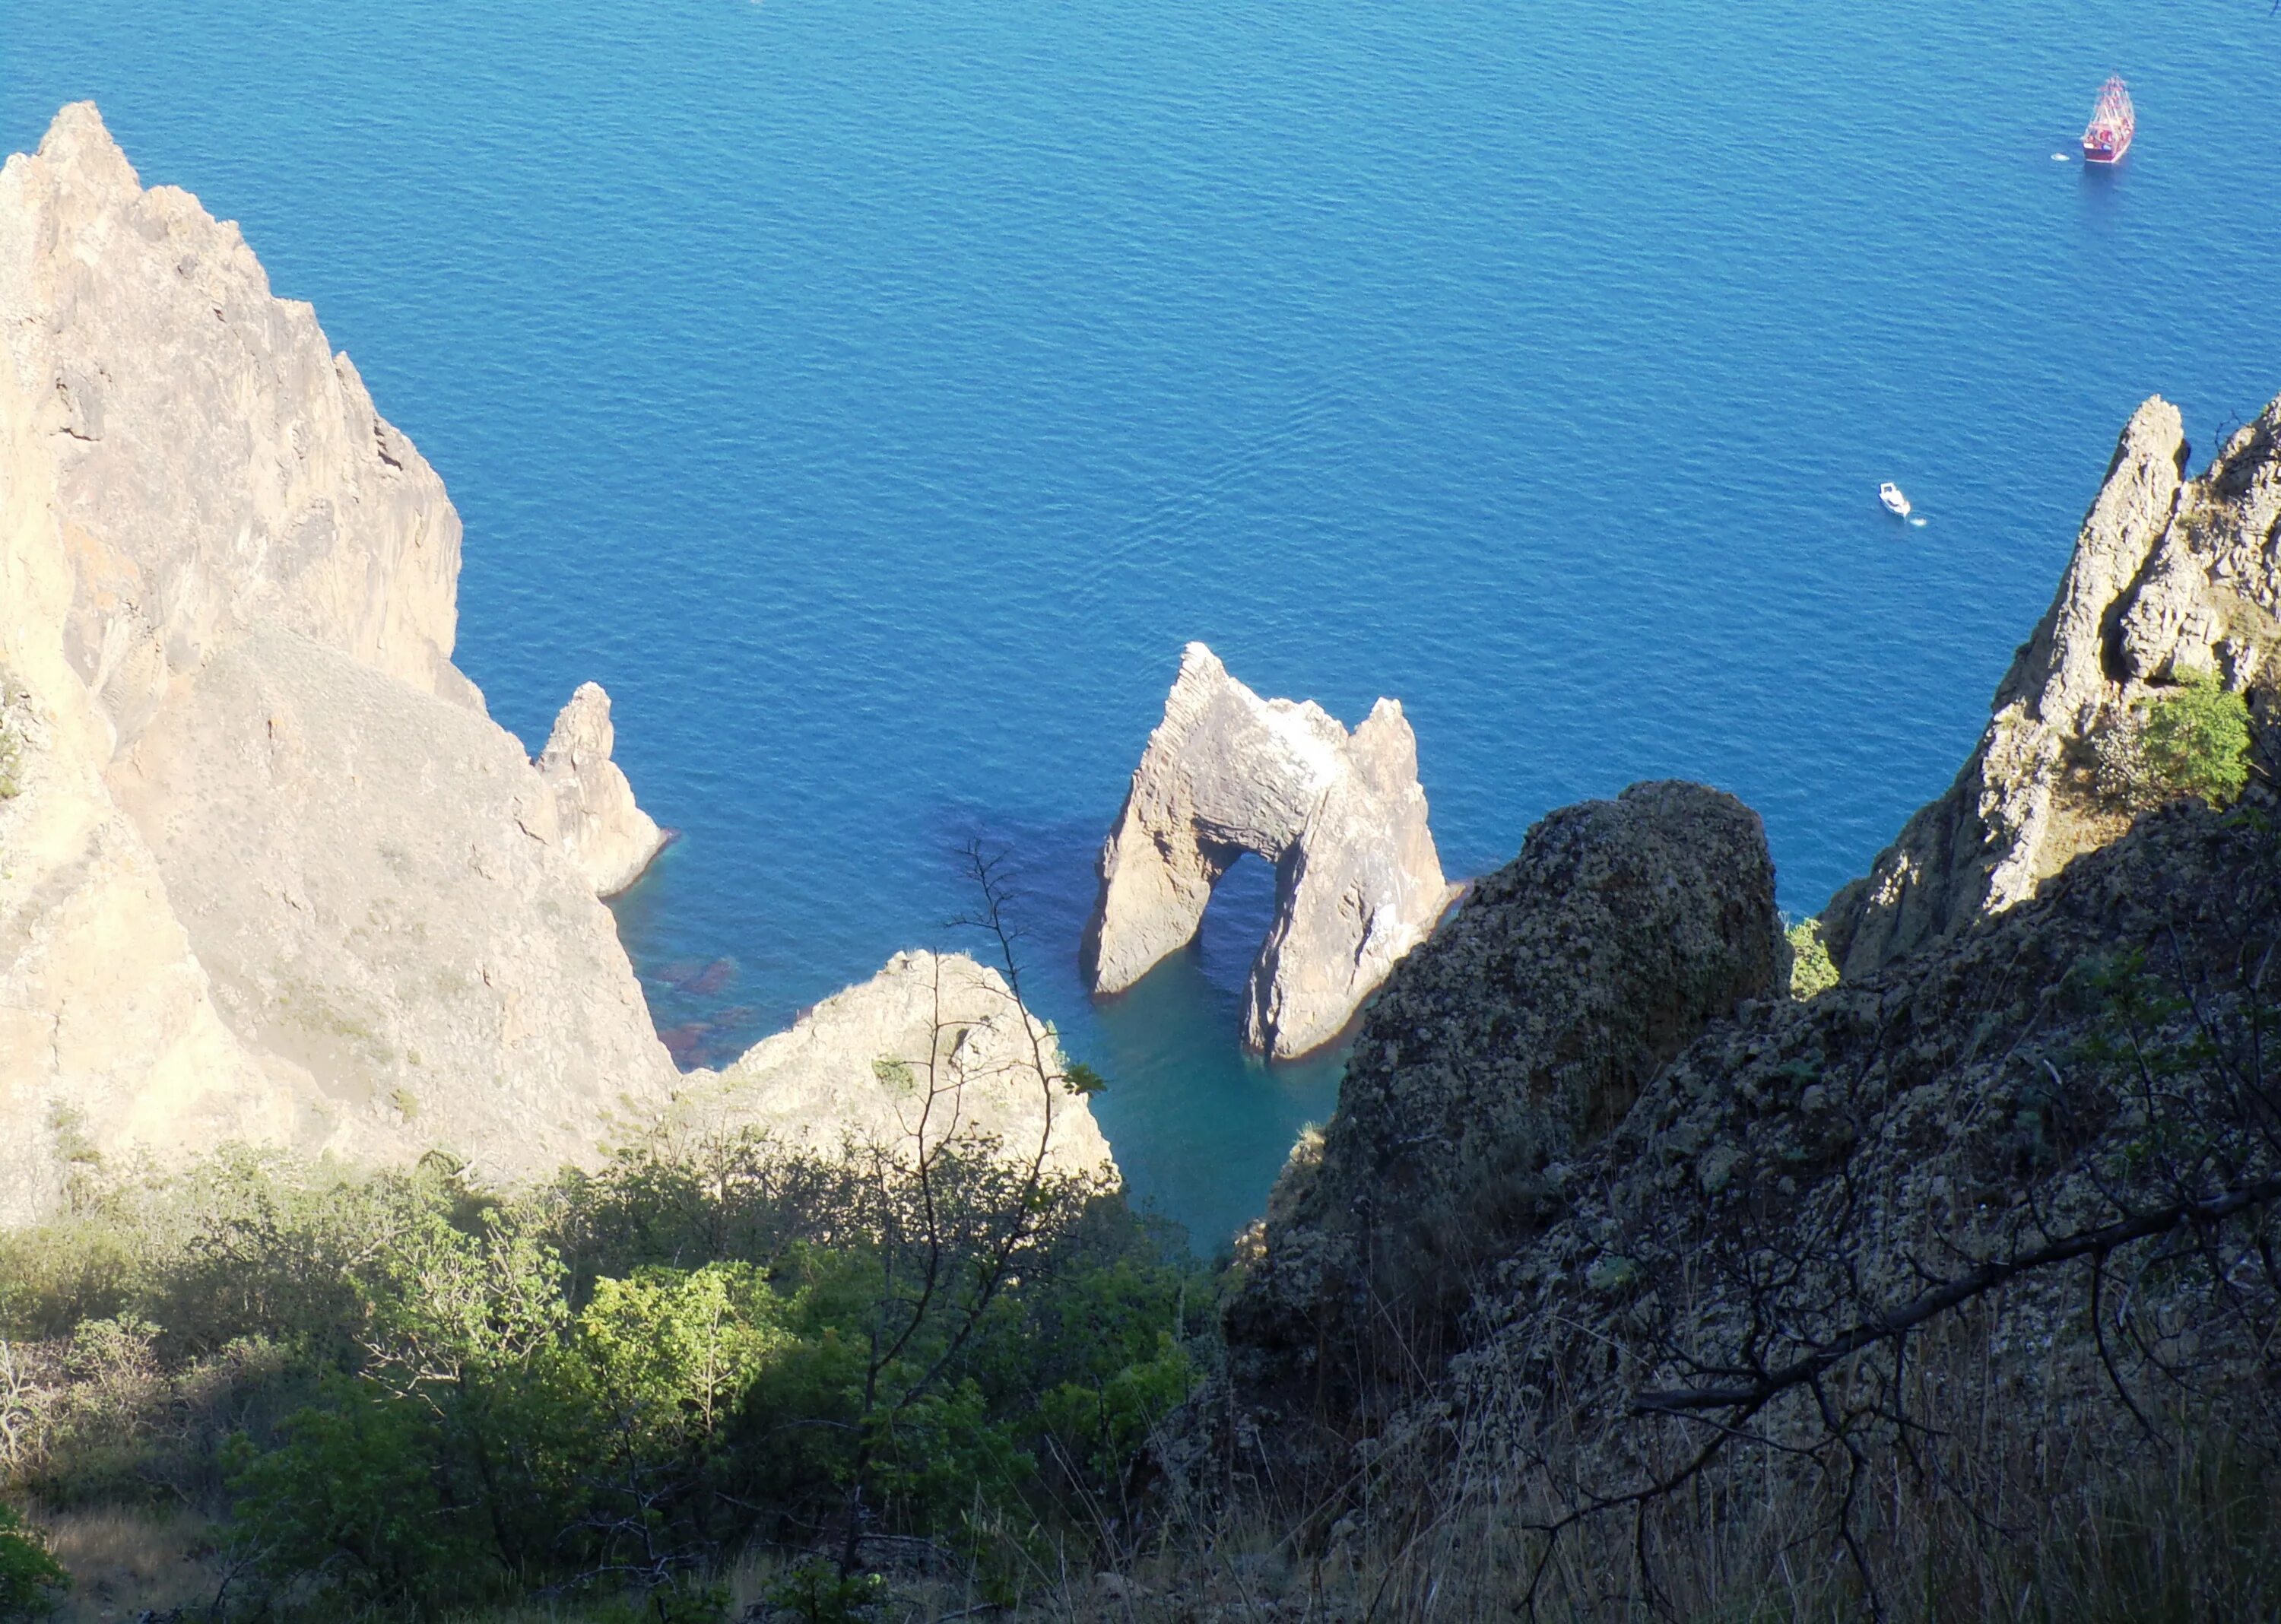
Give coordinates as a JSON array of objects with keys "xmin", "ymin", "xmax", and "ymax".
[{"xmin": 1080, "ymin": 643, "xmax": 1455, "ymax": 1058}]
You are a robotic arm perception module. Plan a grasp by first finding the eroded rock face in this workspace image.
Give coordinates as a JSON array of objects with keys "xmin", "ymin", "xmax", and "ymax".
[
  {"xmin": 2, "ymin": 102, "xmax": 471, "ymax": 738},
  {"xmin": 1823, "ymin": 392, "xmax": 2281, "ymax": 978},
  {"xmin": 674, "ymin": 950, "xmax": 1116, "ymax": 1182},
  {"xmin": 1082, "ymin": 643, "xmax": 1454, "ymax": 1058},
  {"xmin": 1223, "ymin": 782, "xmax": 1779, "ymax": 1427},
  {"xmin": 0, "ymin": 106, "xmax": 677, "ymax": 1220},
  {"xmin": 536, "ymin": 683, "xmax": 668, "ymax": 897}
]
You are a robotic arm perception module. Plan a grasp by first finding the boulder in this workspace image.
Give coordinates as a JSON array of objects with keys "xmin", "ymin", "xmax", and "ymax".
[
  {"xmin": 536, "ymin": 682, "xmax": 668, "ymax": 896},
  {"xmin": 1823, "ymin": 392, "xmax": 2281, "ymax": 978},
  {"xmin": 674, "ymin": 950, "xmax": 1116, "ymax": 1182},
  {"xmin": 1081, "ymin": 643, "xmax": 1455, "ymax": 1058},
  {"xmin": 1223, "ymin": 781, "xmax": 1779, "ymax": 1425}
]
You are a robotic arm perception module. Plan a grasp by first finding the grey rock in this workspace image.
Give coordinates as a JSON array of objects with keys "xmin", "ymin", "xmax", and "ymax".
[
  {"xmin": 1222, "ymin": 781, "xmax": 1778, "ymax": 1422},
  {"xmin": 1082, "ymin": 642, "xmax": 1455, "ymax": 1058}
]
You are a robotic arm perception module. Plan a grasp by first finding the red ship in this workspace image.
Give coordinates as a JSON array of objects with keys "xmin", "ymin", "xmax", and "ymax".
[{"xmin": 2082, "ymin": 76, "xmax": 2135, "ymax": 163}]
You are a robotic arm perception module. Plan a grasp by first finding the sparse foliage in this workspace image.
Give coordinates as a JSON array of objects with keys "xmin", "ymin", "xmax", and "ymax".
[{"xmin": 1785, "ymin": 915, "xmax": 1838, "ymax": 998}]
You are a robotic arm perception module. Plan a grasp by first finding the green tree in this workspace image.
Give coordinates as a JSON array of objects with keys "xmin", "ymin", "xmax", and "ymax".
[{"xmin": 2137, "ymin": 668, "xmax": 2252, "ymax": 806}]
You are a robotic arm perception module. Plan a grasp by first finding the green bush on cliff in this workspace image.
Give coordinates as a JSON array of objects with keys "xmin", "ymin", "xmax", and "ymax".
[
  {"xmin": 2139, "ymin": 668, "xmax": 2252, "ymax": 805},
  {"xmin": 1785, "ymin": 917, "xmax": 1838, "ymax": 999},
  {"xmin": 2101, "ymin": 667, "xmax": 2253, "ymax": 810}
]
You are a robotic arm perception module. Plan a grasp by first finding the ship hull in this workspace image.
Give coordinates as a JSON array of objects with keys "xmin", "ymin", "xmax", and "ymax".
[{"xmin": 2083, "ymin": 134, "xmax": 2130, "ymax": 164}]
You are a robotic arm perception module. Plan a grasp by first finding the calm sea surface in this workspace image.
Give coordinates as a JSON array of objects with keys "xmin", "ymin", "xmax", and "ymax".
[{"xmin": 8, "ymin": 0, "xmax": 2279, "ymax": 1248}]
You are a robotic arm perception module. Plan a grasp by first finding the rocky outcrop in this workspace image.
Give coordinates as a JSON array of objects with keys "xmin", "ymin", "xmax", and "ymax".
[
  {"xmin": 673, "ymin": 950, "xmax": 1115, "ymax": 1181},
  {"xmin": 1223, "ymin": 782, "xmax": 1779, "ymax": 1427},
  {"xmin": 536, "ymin": 682, "xmax": 668, "ymax": 897},
  {"xmin": 1082, "ymin": 643, "xmax": 1454, "ymax": 1058},
  {"xmin": 1443, "ymin": 788, "xmax": 2281, "ymax": 1540},
  {"xmin": 0, "ymin": 105, "xmax": 677, "ymax": 1220},
  {"xmin": 1823, "ymin": 392, "xmax": 2281, "ymax": 978}
]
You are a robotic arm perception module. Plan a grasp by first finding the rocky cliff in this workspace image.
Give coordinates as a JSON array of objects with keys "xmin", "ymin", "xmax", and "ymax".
[
  {"xmin": 0, "ymin": 106, "xmax": 679, "ymax": 1219},
  {"xmin": 1823, "ymin": 392, "xmax": 2281, "ymax": 977},
  {"xmin": 1222, "ymin": 782, "xmax": 1779, "ymax": 1430},
  {"xmin": 1083, "ymin": 643, "xmax": 1455, "ymax": 1058}
]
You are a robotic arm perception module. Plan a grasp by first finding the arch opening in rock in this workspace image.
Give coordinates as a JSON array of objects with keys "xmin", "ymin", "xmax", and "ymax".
[{"xmin": 1080, "ymin": 643, "xmax": 1455, "ymax": 1058}]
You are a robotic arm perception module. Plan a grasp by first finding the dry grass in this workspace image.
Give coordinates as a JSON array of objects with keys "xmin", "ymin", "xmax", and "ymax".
[{"xmin": 36, "ymin": 1505, "xmax": 223, "ymax": 1621}]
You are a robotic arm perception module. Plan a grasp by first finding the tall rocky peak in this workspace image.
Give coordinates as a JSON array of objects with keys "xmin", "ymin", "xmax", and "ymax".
[
  {"xmin": 1823, "ymin": 390, "xmax": 2281, "ymax": 977},
  {"xmin": 1222, "ymin": 782, "xmax": 1778, "ymax": 1433},
  {"xmin": 0, "ymin": 104, "xmax": 678, "ymax": 1219},
  {"xmin": 2, "ymin": 102, "xmax": 471, "ymax": 738},
  {"xmin": 1082, "ymin": 642, "xmax": 1455, "ymax": 1058}
]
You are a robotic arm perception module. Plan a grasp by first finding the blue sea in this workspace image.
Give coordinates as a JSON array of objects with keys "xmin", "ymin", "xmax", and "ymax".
[{"xmin": 8, "ymin": 0, "xmax": 2279, "ymax": 1249}]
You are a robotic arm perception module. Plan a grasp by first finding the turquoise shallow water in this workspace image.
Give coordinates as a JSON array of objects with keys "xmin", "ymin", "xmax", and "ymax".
[{"xmin": 8, "ymin": 0, "xmax": 2279, "ymax": 1250}]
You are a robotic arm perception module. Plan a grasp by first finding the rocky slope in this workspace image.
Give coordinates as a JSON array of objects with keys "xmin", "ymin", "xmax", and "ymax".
[
  {"xmin": 1823, "ymin": 392, "xmax": 2281, "ymax": 977},
  {"xmin": 1222, "ymin": 782, "xmax": 1779, "ymax": 1430},
  {"xmin": 1083, "ymin": 642, "xmax": 1455, "ymax": 1058},
  {"xmin": 1443, "ymin": 786, "xmax": 2281, "ymax": 1540},
  {"xmin": 0, "ymin": 105, "xmax": 680, "ymax": 1219}
]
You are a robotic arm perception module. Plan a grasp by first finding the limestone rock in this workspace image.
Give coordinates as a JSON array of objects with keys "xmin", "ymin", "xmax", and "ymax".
[
  {"xmin": 1223, "ymin": 782, "xmax": 1779, "ymax": 1426},
  {"xmin": 674, "ymin": 950, "xmax": 1116, "ymax": 1182},
  {"xmin": 0, "ymin": 105, "xmax": 677, "ymax": 1220},
  {"xmin": 0, "ymin": 103, "xmax": 471, "ymax": 740},
  {"xmin": 1082, "ymin": 643, "xmax": 1455, "ymax": 1058},
  {"xmin": 536, "ymin": 682, "xmax": 668, "ymax": 896},
  {"xmin": 103, "ymin": 626, "xmax": 674, "ymax": 1180},
  {"xmin": 1822, "ymin": 392, "xmax": 2281, "ymax": 979}
]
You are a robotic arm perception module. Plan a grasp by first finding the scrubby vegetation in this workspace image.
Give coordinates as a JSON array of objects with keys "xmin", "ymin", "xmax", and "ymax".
[
  {"xmin": 1782, "ymin": 915, "xmax": 1838, "ymax": 998},
  {"xmin": 0, "ymin": 1130, "xmax": 1199, "ymax": 1621},
  {"xmin": 0, "ymin": 1504, "xmax": 66, "ymax": 1621}
]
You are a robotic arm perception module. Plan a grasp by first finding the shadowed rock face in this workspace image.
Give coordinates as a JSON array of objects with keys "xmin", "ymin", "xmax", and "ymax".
[
  {"xmin": 1081, "ymin": 643, "xmax": 1455, "ymax": 1058},
  {"xmin": 536, "ymin": 683, "xmax": 668, "ymax": 898},
  {"xmin": 1823, "ymin": 391, "xmax": 2281, "ymax": 979},
  {"xmin": 1223, "ymin": 781, "xmax": 1779, "ymax": 1428}
]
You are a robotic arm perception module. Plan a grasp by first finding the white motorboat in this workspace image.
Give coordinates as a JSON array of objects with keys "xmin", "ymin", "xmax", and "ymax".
[{"xmin": 1879, "ymin": 481, "xmax": 1911, "ymax": 519}]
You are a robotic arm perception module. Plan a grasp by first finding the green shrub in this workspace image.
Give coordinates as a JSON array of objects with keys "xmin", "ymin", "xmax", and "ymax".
[
  {"xmin": 0, "ymin": 1502, "xmax": 67, "ymax": 1622},
  {"xmin": 2140, "ymin": 667, "xmax": 2252, "ymax": 804},
  {"xmin": 1785, "ymin": 918, "xmax": 1838, "ymax": 1000},
  {"xmin": 2100, "ymin": 667, "xmax": 2255, "ymax": 810}
]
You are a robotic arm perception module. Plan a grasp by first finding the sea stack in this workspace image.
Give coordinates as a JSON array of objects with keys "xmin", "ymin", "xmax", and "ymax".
[
  {"xmin": 537, "ymin": 682, "xmax": 670, "ymax": 897},
  {"xmin": 1081, "ymin": 642, "xmax": 1454, "ymax": 1058}
]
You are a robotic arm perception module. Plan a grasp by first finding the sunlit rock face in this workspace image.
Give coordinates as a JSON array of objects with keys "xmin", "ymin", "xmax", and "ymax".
[
  {"xmin": 0, "ymin": 104, "xmax": 675, "ymax": 1220},
  {"xmin": 1082, "ymin": 642, "xmax": 1455, "ymax": 1058},
  {"xmin": 674, "ymin": 950, "xmax": 1118, "ymax": 1182},
  {"xmin": 536, "ymin": 682, "xmax": 668, "ymax": 898},
  {"xmin": 1824, "ymin": 392, "xmax": 2281, "ymax": 978}
]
